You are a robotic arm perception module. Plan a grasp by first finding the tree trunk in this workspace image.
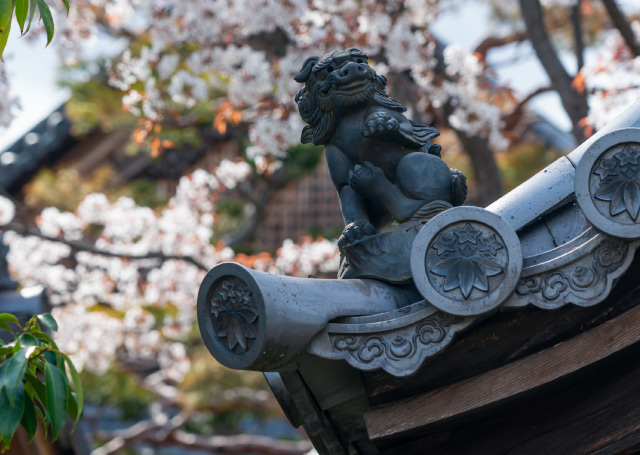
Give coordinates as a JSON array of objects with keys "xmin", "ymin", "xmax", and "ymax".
[
  {"xmin": 519, "ymin": 0, "xmax": 590, "ymax": 143},
  {"xmin": 454, "ymin": 130, "xmax": 504, "ymax": 207}
]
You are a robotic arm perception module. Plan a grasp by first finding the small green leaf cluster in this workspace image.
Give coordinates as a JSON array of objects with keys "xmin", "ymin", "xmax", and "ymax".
[
  {"xmin": 0, "ymin": 0, "xmax": 69, "ymax": 61},
  {"xmin": 0, "ymin": 312, "xmax": 82, "ymax": 452}
]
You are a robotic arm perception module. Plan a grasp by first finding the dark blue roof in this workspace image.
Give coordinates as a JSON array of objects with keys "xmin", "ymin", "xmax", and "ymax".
[{"xmin": 0, "ymin": 104, "xmax": 76, "ymax": 194}]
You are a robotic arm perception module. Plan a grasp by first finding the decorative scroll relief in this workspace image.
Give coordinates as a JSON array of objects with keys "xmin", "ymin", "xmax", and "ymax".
[
  {"xmin": 504, "ymin": 237, "xmax": 637, "ymax": 310},
  {"xmin": 576, "ymin": 128, "xmax": 640, "ymax": 239},
  {"xmin": 209, "ymin": 277, "xmax": 258, "ymax": 353},
  {"xmin": 333, "ymin": 313, "xmax": 461, "ymax": 360},
  {"xmin": 313, "ymin": 305, "xmax": 472, "ymax": 377},
  {"xmin": 411, "ymin": 206, "xmax": 523, "ymax": 316}
]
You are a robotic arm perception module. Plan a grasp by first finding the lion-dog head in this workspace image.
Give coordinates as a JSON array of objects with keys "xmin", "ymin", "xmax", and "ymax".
[{"xmin": 294, "ymin": 48, "xmax": 407, "ymax": 146}]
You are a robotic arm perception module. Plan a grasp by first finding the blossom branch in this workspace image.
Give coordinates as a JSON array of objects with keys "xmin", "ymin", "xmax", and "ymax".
[
  {"xmin": 601, "ymin": 0, "xmax": 640, "ymax": 57},
  {"xmin": 2, "ymin": 222, "xmax": 210, "ymax": 271}
]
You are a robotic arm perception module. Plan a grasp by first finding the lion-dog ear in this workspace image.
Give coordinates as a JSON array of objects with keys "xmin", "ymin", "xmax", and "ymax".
[{"xmin": 294, "ymin": 56, "xmax": 319, "ymax": 83}]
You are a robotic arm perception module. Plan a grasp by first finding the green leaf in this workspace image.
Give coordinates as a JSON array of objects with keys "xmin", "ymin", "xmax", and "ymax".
[
  {"xmin": 21, "ymin": 393, "xmax": 37, "ymax": 442},
  {"xmin": 0, "ymin": 0, "xmax": 12, "ymax": 33},
  {"xmin": 31, "ymin": 331, "xmax": 58, "ymax": 349},
  {"xmin": 0, "ymin": 314, "xmax": 19, "ymax": 326},
  {"xmin": 19, "ymin": 333, "xmax": 39, "ymax": 349},
  {"xmin": 44, "ymin": 362, "xmax": 68, "ymax": 440},
  {"xmin": 0, "ymin": 346, "xmax": 14, "ymax": 356},
  {"xmin": 33, "ymin": 405, "xmax": 47, "ymax": 438},
  {"xmin": 60, "ymin": 353, "xmax": 82, "ymax": 423},
  {"xmin": 37, "ymin": 313, "xmax": 58, "ymax": 332},
  {"xmin": 43, "ymin": 350, "xmax": 57, "ymax": 366},
  {"xmin": 24, "ymin": 0, "xmax": 35, "ymax": 33},
  {"xmin": 60, "ymin": 0, "xmax": 67, "ymax": 15},
  {"xmin": 24, "ymin": 374, "xmax": 45, "ymax": 400},
  {"xmin": 0, "ymin": 321, "xmax": 12, "ymax": 332},
  {"xmin": 0, "ymin": 348, "xmax": 29, "ymax": 406},
  {"xmin": 15, "ymin": 0, "xmax": 26, "ymax": 32},
  {"xmin": 66, "ymin": 390, "xmax": 78, "ymax": 427},
  {"xmin": 0, "ymin": 384, "xmax": 25, "ymax": 451},
  {"xmin": 24, "ymin": 373, "xmax": 48, "ymax": 420},
  {"xmin": 36, "ymin": 0, "xmax": 53, "ymax": 46}
]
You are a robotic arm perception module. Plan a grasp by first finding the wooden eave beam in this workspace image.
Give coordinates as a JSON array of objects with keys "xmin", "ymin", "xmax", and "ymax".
[{"xmin": 364, "ymin": 300, "xmax": 640, "ymax": 442}]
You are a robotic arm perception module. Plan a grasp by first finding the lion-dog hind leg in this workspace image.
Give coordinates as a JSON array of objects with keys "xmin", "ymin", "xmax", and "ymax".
[{"xmin": 349, "ymin": 153, "xmax": 455, "ymax": 222}]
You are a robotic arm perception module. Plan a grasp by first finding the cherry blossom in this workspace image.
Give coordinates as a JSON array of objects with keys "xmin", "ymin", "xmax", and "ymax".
[
  {"xmin": 0, "ymin": 195, "xmax": 15, "ymax": 226},
  {"xmin": 3, "ymin": 166, "xmax": 340, "ymax": 382},
  {"xmin": 582, "ymin": 23, "xmax": 640, "ymax": 131},
  {"xmin": 0, "ymin": 64, "xmax": 20, "ymax": 130}
]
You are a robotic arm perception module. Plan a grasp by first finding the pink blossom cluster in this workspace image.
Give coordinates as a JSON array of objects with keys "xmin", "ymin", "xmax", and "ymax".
[
  {"xmin": 275, "ymin": 237, "xmax": 341, "ymax": 277},
  {"xmin": 582, "ymin": 22, "xmax": 640, "ymax": 130},
  {"xmin": 0, "ymin": 63, "xmax": 20, "ymax": 129},
  {"xmin": 3, "ymin": 0, "xmax": 640, "ymax": 161}
]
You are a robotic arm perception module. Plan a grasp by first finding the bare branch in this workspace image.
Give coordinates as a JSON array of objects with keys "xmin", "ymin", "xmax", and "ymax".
[
  {"xmin": 158, "ymin": 431, "xmax": 313, "ymax": 455},
  {"xmin": 587, "ymin": 84, "xmax": 640, "ymax": 93},
  {"xmin": 502, "ymin": 86, "xmax": 554, "ymax": 131},
  {"xmin": 601, "ymin": 0, "xmax": 640, "ymax": 57},
  {"xmin": 143, "ymin": 372, "xmax": 274, "ymax": 412},
  {"xmin": 474, "ymin": 32, "xmax": 528, "ymax": 60},
  {"xmin": 92, "ymin": 411, "xmax": 191, "ymax": 455},
  {"xmin": 3, "ymin": 222, "xmax": 210, "ymax": 271},
  {"xmin": 571, "ymin": 3, "xmax": 585, "ymax": 70},
  {"xmin": 91, "ymin": 418, "xmax": 160, "ymax": 455},
  {"xmin": 92, "ymin": 403, "xmax": 311, "ymax": 455}
]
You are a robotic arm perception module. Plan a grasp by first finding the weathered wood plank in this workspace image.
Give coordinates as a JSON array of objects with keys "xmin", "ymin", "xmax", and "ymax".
[
  {"xmin": 379, "ymin": 347, "xmax": 640, "ymax": 454},
  {"xmin": 364, "ymin": 298, "xmax": 640, "ymax": 441}
]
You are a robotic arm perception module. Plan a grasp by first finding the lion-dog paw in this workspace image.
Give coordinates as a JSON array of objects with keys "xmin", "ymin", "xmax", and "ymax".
[
  {"xmin": 349, "ymin": 161, "xmax": 386, "ymax": 198},
  {"xmin": 362, "ymin": 111, "xmax": 400, "ymax": 137},
  {"xmin": 338, "ymin": 221, "xmax": 376, "ymax": 248}
]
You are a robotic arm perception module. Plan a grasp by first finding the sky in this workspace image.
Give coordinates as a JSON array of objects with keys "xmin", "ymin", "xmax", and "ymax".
[
  {"xmin": 430, "ymin": 1, "xmax": 572, "ymax": 129},
  {"xmin": 0, "ymin": 0, "xmax": 632, "ymax": 152},
  {"xmin": 0, "ymin": 32, "xmax": 70, "ymax": 151},
  {"xmin": 0, "ymin": 28, "xmax": 125, "ymax": 151}
]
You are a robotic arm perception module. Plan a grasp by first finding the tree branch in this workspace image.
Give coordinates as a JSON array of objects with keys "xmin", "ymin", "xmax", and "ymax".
[
  {"xmin": 92, "ymin": 406, "xmax": 312, "ymax": 455},
  {"xmin": 502, "ymin": 86, "xmax": 554, "ymax": 131},
  {"xmin": 473, "ymin": 32, "xmax": 528, "ymax": 60},
  {"xmin": 92, "ymin": 411, "xmax": 191, "ymax": 455},
  {"xmin": 444, "ymin": 98, "xmax": 504, "ymax": 205},
  {"xmin": 518, "ymin": 0, "xmax": 590, "ymax": 142},
  {"xmin": 144, "ymin": 372, "xmax": 273, "ymax": 413},
  {"xmin": 571, "ymin": 3, "xmax": 585, "ymax": 70},
  {"xmin": 601, "ymin": 0, "xmax": 640, "ymax": 57},
  {"xmin": 155, "ymin": 431, "xmax": 313, "ymax": 455},
  {"xmin": 3, "ymin": 222, "xmax": 210, "ymax": 271}
]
